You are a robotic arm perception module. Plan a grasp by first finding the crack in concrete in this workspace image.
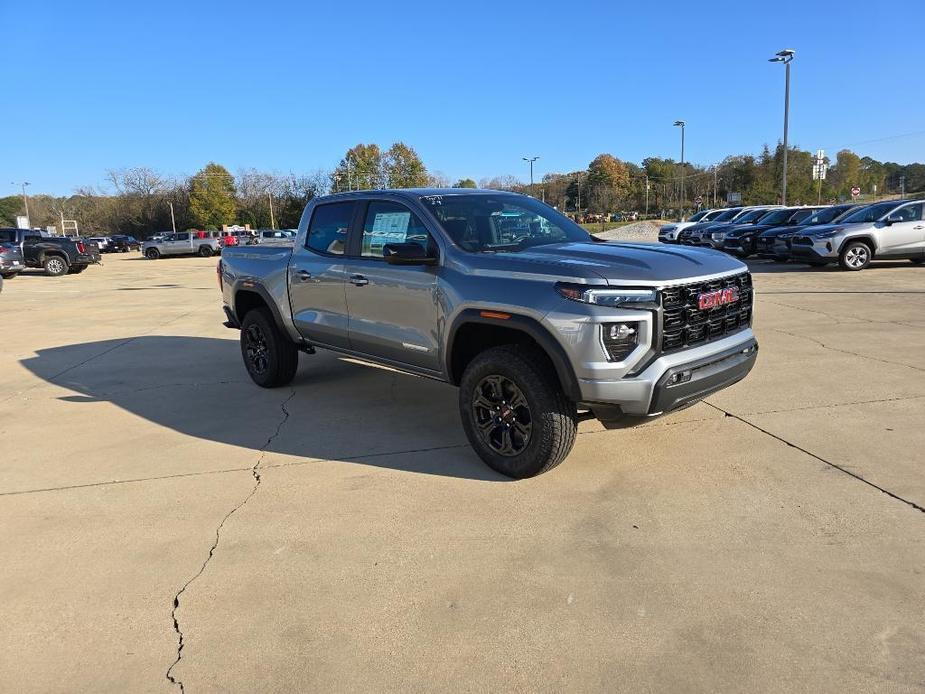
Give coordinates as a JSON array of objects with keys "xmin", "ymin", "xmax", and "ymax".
[
  {"xmin": 165, "ymin": 389, "xmax": 295, "ymax": 692},
  {"xmin": 773, "ymin": 328, "xmax": 925, "ymax": 373},
  {"xmin": 703, "ymin": 401, "xmax": 925, "ymax": 515}
]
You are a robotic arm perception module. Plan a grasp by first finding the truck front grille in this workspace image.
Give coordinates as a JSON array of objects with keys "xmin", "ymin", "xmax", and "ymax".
[{"xmin": 659, "ymin": 272, "xmax": 752, "ymax": 353}]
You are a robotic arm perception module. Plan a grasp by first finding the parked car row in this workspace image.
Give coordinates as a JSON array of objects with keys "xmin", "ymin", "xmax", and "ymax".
[
  {"xmin": 0, "ymin": 228, "xmax": 102, "ymax": 277},
  {"xmin": 88, "ymin": 235, "xmax": 141, "ymax": 253},
  {"xmin": 659, "ymin": 199, "xmax": 925, "ymax": 271}
]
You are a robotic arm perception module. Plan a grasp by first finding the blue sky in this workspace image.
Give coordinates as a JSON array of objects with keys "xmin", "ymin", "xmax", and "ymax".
[{"xmin": 3, "ymin": 0, "xmax": 924, "ymax": 196}]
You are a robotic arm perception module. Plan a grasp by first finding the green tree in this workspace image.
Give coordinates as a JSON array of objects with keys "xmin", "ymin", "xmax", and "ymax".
[
  {"xmin": 189, "ymin": 163, "xmax": 236, "ymax": 229},
  {"xmin": 830, "ymin": 149, "xmax": 862, "ymax": 198},
  {"xmin": 384, "ymin": 142, "xmax": 428, "ymax": 188},
  {"xmin": 333, "ymin": 144, "xmax": 384, "ymax": 190},
  {"xmin": 0, "ymin": 196, "xmax": 21, "ymax": 226},
  {"xmin": 453, "ymin": 178, "xmax": 478, "ymax": 188}
]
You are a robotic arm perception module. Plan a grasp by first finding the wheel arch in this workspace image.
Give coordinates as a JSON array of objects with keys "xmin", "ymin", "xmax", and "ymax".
[
  {"xmin": 233, "ymin": 281, "xmax": 289, "ymax": 337},
  {"xmin": 843, "ymin": 235, "xmax": 877, "ymax": 255},
  {"xmin": 446, "ymin": 309, "xmax": 581, "ymax": 402}
]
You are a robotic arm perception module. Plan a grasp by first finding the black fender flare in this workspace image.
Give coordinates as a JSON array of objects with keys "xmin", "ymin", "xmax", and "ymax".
[
  {"xmin": 231, "ymin": 280, "xmax": 289, "ymax": 336},
  {"xmin": 445, "ymin": 309, "xmax": 582, "ymax": 401}
]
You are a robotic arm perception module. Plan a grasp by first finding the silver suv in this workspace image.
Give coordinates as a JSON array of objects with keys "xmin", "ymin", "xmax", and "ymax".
[{"xmin": 791, "ymin": 200, "xmax": 925, "ymax": 270}]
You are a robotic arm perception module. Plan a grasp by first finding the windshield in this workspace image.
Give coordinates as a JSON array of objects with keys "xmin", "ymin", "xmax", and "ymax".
[
  {"xmin": 703, "ymin": 209, "xmax": 726, "ymax": 220},
  {"xmin": 806, "ymin": 206, "xmax": 848, "ymax": 225},
  {"xmin": 712, "ymin": 208, "xmax": 741, "ymax": 222},
  {"xmin": 838, "ymin": 202, "xmax": 901, "ymax": 224},
  {"xmin": 788, "ymin": 209, "xmax": 816, "ymax": 223},
  {"xmin": 688, "ymin": 210, "xmax": 708, "ymax": 222},
  {"xmin": 421, "ymin": 194, "xmax": 590, "ymax": 252},
  {"xmin": 735, "ymin": 209, "xmax": 769, "ymax": 223},
  {"xmin": 0, "ymin": 230, "xmax": 18, "ymax": 243},
  {"xmin": 758, "ymin": 209, "xmax": 797, "ymax": 225}
]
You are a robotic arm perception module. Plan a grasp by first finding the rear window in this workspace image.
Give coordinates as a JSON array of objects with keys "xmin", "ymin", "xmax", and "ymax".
[
  {"xmin": 0, "ymin": 230, "xmax": 17, "ymax": 243},
  {"xmin": 306, "ymin": 202, "xmax": 355, "ymax": 256}
]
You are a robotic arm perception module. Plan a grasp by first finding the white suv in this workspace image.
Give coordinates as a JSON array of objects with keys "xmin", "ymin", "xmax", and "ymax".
[{"xmin": 658, "ymin": 208, "xmax": 725, "ymax": 243}]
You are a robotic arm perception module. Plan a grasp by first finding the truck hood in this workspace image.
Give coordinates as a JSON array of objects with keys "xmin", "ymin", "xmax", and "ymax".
[{"xmin": 483, "ymin": 241, "xmax": 746, "ymax": 285}]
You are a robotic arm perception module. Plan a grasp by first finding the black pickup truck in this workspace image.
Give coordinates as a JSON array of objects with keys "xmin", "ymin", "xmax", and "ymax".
[{"xmin": 0, "ymin": 228, "xmax": 101, "ymax": 276}]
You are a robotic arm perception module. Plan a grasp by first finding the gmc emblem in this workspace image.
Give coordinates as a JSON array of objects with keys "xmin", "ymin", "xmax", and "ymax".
[{"xmin": 698, "ymin": 287, "xmax": 740, "ymax": 310}]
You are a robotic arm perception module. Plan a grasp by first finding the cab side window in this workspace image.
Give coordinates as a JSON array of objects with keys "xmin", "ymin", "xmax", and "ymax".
[
  {"xmin": 894, "ymin": 204, "xmax": 923, "ymax": 222},
  {"xmin": 361, "ymin": 201, "xmax": 431, "ymax": 258},
  {"xmin": 176, "ymin": 232, "xmax": 190, "ymax": 241},
  {"xmin": 306, "ymin": 202, "xmax": 355, "ymax": 256}
]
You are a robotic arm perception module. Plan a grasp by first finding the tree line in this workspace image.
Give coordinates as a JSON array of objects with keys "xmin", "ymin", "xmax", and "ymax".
[{"xmin": 1, "ymin": 141, "xmax": 922, "ymax": 237}]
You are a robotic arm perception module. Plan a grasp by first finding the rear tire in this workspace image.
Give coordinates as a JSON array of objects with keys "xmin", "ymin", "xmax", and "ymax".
[
  {"xmin": 240, "ymin": 308, "xmax": 299, "ymax": 388},
  {"xmin": 0, "ymin": 272, "xmax": 17, "ymax": 279},
  {"xmin": 459, "ymin": 344, "xmax": 577, "ymax": 479},
  {"xmin": 198, "ymin": 245, "xmax": 213, "ymax": 258},
  {"xmin": 839, "ymin": 241, "xmax": 871, "ymax": 271},
  {"xmin": 145, "ymin": 247, "xmax": 160, "ymax": 260},
  {"xmin": 43, "ymin": 256, "xmax": 69, "ymax": 276}
]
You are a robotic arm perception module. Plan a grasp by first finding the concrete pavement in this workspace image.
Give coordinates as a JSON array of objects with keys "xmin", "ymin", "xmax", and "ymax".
[{"xmin": 1, "ymin": 253, "xmax": 923, "ymax": 692}]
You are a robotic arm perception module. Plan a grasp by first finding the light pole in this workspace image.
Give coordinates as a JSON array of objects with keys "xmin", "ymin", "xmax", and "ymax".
[
  {"xmin": 768, "ymin": 49, "xmax": 795, "ymax": 204},
  {"xmin": 11, "ymin": 181, "xmax": 30, "ymax": 225},
  {"xmin": 167, "ymin": 201, "xmax": 177, "ymax": 233},
  {"xmin": 673, "ymin": 121, "xmax": 685, "ymax": 220},
  {"xmin": 267, "ymin": 190, "xmax": 276, "ymax": 229},
  {"xmin": 522, "ymin": 156, "xmax": 539, "ymax": 197}
]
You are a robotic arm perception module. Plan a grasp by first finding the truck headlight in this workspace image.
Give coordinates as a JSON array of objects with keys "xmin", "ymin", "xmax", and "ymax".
[
  {"xmin": 602, "ymin": 322, "xmax": 639, "ymax": 361},
  {"xmin": 711, "ymin": 232, "xmax": 725, "ymax": 241},
  {"xmin": 812, "ymin": 227, "xmax": 843, "ymax": 239},
  {"xmin": 556, "ymin": 284, "xmax": 657, "ymax": 308}
]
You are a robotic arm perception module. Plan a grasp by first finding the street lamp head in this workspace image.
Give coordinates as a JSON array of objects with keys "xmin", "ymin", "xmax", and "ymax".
[
  {"xmin": 776, "ymin": 48, "xmax": 795, "ymax": 57},
  {"xmin": 673, "ymin": 120, "xmax": 685, "ymax": 127}
]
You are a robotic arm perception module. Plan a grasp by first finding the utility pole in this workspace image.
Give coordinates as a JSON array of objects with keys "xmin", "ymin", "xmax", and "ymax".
[
  {"xmin": 576, "ymin": 173, "xmax": 581, "ymax": 217},
  {"xmin": 900, "ymin": 175, "xmax": 906, "ymax": 198},
  {"xmin": 769, "ymin": 49, "xmax": 795, "ymax": 204},
  {"xmin": 644, "ymin": 175, "xmax": 650, "ymax": 218},
  {"xmin": 522, "ymin": 156, "xmax": 539, "ymax": 197},
  {"xmin": 168, "ymin": 201, "xmax": 177, "ymax": 233},
  {"xmin": 673, "ymin": 121, "xmax": 686, "ymax": 220},
  {"xmin": 11, "ymin": 181, "xmax": 30, "ymax": 225},
  {"xmin": 267, "ymin": 190, "xmax": 276, "ymax": 229},
  {"xmin": 713, "ymin": 167, "xmax": 718, "ymax": 207}
]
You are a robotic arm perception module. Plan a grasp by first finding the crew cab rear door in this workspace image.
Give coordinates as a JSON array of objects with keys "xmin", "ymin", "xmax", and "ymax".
[
  {"xmin": 343, "ymin": 199, "xmax": 441, "ymax": 372},
  {"xmin": 287, "ymin": 200, "xmax": 355, "ymax": 349}
]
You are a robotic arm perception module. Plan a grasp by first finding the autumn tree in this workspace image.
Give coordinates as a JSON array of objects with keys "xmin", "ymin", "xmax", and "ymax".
[
  {"xmin": 333, "ymin": 144, "xmax": 384, "ymax": 191},
  {"xmin": 189, "ymin": 163, "xmax": 236, "ymax": 229},
  {"xmin": 384, "ymin": 142, "xmax": 428, "ymax": 188},
  {"xmin": 453, "ymin": 178, "xmax": 478, "ymax": 188}
]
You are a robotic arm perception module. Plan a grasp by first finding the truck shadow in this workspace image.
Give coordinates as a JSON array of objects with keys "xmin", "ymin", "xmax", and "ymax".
[{"xmin": 21, "ymin": 336, "xmax": 509, "ymax": 482}]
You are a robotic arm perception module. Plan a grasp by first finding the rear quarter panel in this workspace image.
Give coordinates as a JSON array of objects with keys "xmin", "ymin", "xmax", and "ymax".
[{"xmin": 220, "ymin": 245, "xmax": 301, "ymax": 341}]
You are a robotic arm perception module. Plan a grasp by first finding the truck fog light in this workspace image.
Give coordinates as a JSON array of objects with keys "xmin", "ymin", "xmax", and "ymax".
[
  {"xmin": 667, "ymin": 370, "xmax": 692, "ymax": 386},
  {"xmin": 602, "ymin": 323, "xmax": 638, "ymax": 361}
]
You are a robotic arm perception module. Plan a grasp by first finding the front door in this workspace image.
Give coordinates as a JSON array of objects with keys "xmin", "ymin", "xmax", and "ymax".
[
  {"xmin": 288, "ymin": 201, "xmax": 356, "ymax": 349},
  {"xmin": 344, "ymin": 200, "xmax": 441, "ymax": 372},
  {"xmin": 879, "ymin": 203, "xmax": 925, "ymax": 257},
  {"xmin": 163, "ymin": 232, "xmax": 190, "ymax": 255}
]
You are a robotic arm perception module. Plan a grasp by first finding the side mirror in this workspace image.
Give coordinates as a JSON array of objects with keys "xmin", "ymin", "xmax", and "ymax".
[
  {"xmin": 383, "ymin": 243, "xmax": 437, "ymax": 265},
  {"xmin": 883, "ymin": 214, "xmax": 901, "ymax": 226}
]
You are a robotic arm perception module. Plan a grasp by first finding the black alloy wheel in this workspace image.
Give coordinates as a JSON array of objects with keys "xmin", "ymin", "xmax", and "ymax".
[{"xmin": 471, "ymin": 375, "xmax": 533, "ymax": 457}]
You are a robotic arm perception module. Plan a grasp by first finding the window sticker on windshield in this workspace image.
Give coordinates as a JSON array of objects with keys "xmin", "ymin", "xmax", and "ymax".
[{"xmin": 421, "ymin": 195, "xmax": 443, "ymax": 206}]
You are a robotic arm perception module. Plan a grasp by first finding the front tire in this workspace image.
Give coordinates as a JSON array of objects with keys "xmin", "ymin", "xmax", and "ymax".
[
  {"xmin": 839, "ymin": 241, "xmax": 871, "ymax": 271},
  {"xmin": 240, "ymin": 308, "xmax": 299, "ymax": 388},
  {"xmin": 198, "ymin": 245, "xmax": 213, "ymax": 258},
  {"xmin": 43, "ymin": 256, "xmax": 69, "ymax": 276},
  {"xmin": 459, "ymin": 345, "xmax": 577, "ymax": 479},
  {"xmin": 145, "ymin": 247, "xmax": 160, "ymax": 260},
  {"xmin": 0, "ymin": 272, "xmax": 17, "ymax": 279}
]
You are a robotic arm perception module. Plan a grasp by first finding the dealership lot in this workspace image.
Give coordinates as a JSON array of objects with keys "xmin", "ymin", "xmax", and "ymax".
[{"xmin": 1, "ymin": 253, "xmax": 923, "ymax": 692}]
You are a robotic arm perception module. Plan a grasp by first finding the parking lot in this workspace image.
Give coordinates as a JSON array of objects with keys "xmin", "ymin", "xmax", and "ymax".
[{"xmin": 1, "ymin": 252, "xmax": 923, "ymax": 692}]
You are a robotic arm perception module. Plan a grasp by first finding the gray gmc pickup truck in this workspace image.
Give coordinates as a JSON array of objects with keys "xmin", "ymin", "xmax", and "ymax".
[{"xmin": 219, "ymin": 189, "xmax": 758, "ymax": 478}]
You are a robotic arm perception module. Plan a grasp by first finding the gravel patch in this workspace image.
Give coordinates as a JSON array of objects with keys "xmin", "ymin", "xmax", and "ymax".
[{"xmin": 593, "ymin": 221, "xmax": 662, "ymax": 243}]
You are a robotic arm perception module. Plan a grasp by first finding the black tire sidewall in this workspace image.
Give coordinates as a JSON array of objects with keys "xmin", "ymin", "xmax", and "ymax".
[
  {"xmin": 239, "ymin": 309, "xmax": 298, "ymax": 388},
  {"xmin": 199, "ymin": 246, "xmax": 213, "ymax": 257},
  {"xmin": 459, "ymin": 345, "xmax": 575, "ymax": 479},
  {"xmin": 146, "ymin": 248, "xmax": 160, "ymax": 259}
]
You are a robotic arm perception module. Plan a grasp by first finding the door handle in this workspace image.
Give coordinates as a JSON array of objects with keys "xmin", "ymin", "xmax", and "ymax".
[
  {"xmin": 914, "ymin": 225, "xmax": 924, "ymax": 230},
  {"xmin": 349, "ymin": 274, "xmax": 369, "ymax": 287},
  {"xmin": 296, "ymin": 270, "xmax": 313, "ymax": 282}
]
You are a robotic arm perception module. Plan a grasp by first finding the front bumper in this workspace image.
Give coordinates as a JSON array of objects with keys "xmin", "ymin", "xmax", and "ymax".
[
  {"xmin": 791, "ymin": 237, "xmax": 838, "ymax": 263},
  {"xmin": 576, "ymin": 330, "xmax": 758, "ymax": 415}
]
